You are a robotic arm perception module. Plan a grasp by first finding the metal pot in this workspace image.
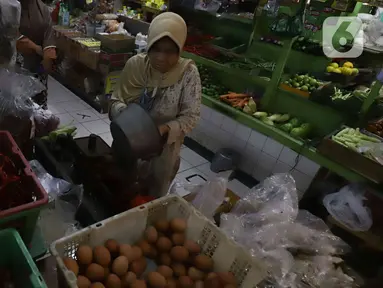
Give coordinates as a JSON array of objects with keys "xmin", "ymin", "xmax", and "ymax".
[{"xmin": 110, "ymin": 103, "xmax": 164, "ymax": 161}]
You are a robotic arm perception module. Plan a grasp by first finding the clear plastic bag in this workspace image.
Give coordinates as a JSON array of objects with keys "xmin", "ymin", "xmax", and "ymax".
[
  {"xmin": 323, "ymin": 184, "xmax": 372, "ymax": 232},
  {"xmin": 0, "ymin": 69, "xmax": 45, "ymax": 120},
  {"xmin": 32, "ymin": 103, "xmax": 60, "ymax": 137},
  {"xmin": 0, "ymin": 0, "xmax": 21, "ymax": 67}
]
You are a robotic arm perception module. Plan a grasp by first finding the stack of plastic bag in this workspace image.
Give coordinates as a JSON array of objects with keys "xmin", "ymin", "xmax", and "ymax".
[{"xmin": 220, "ymin": 173, "xmax": 354, "ymax": 288}]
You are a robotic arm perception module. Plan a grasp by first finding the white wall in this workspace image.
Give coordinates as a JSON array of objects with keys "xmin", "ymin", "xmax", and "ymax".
[{"xmin": 189, "ymin": 104, "xmax": 321, "ymax": 196}]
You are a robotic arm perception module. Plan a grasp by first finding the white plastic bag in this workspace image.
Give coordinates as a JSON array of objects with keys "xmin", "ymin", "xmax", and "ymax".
[{"xmin": 323, "ymin": 184, "xmax": 372, "ymax": 232}]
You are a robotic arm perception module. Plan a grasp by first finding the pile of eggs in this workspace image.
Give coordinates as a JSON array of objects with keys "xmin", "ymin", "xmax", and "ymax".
[{"xmin": 62, "ymin": 218, "xmax": 237, "ymax": 288}]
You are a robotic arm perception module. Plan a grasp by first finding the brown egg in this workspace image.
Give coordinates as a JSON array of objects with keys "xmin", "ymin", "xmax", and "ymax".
[
  {"xmin": 105, "ymin": 239, "xmax": 120, "ymax": 256},
  {"xmin": 206, "ymin": 272, "xmax": 218, "ymax": 280},
  {"xmin": 130, "ymin": 258, "xmax": 147, "ymax": 277},
  {"xmin": 129, "ymin": 246, "xmax": 143, "ymax": 262},
  {"xmin": 119, "ymin": 244, "xmax": 132, "ymax": 258},
  {"xmin": 157, "ymin": 265, "xmax": 173, "ymax": 279},
  {"xmin": 104, "ymin": 267, "xmax": 111, "ymax": 281},
  {"xmin": 195, "ymin": 281, "xmax": 204, "ymax": 288},
  {"xmin": 121, "ymin": 271, "xmax": 137, "ymax": 287},
  {"xmin": 170, "ymin": 218, "xmax": 187, "ymax": 233},
  {"xmin": 156, "ymin": 237, "xmax": 173, "ymax": 252},
  {"xmin": 194, "ymin": 255, "xmax": 213, "ymax": 271},
  {"xmin": 171, "ymin": 263, "xmax": 186, "ymax": 277},
  {"xmin": 170, "ymin": 246, "xmax": 189, "ymax": 262},
  {"xmin": 204, "ymin": 276, "xmax": 221, "ymax": 288},
  {"xmin": 112, "ymin": 256, "xmax": 129, "ymax": 277},
  {"xmin": 94, "ymin": 246, "xmax": 111, "ymax": 267},
  {"xmin": 145, "ymin": 226, "xmax": 158, "ymax": 244},
  {"xmin": 188, "ymin": 267, "xmax": 205, "ymax": 281},
  {"xmin": 76, "ymin": 245, "xmax": 93, "ymax": 265},
  {"xmin": 148, "ymin": 271, "xmax": 167, "ymax": 288},
  {"xmin": 63, "ymin": 257, "xmax": 79, "ymax": 276},
  {"xmin": 90, "ymin": 283, "xmax": 105, "ymax": 288},
  {"xmin": 165, "ymin": 279, "xmax": 177, "ymax": 288},
  {"xmin": 217, "ymin": 272, "xmax": 237, "ymax": 286},
  {"xmin": 131, "ymin": 280, "xmax": 147, "ymax": 288},
  {"xmin": 154, "ymin": 220, "xmax": 169, "ymax": 232},
  {"xmin": 171, "ymin": 233, "xmax": 185, "ymax": 246},
  {"xmin": 86, "ymin": 263, "xmax": 105, "ymax": 282},
  {"xmin": 105, "ymin": 274, "xmax": 121, "ymax": 288},
  {"xmin": 178, "ymin": 276, "xmax": 193, "ymax": 288},
  {"xmin": 77, "ymin": 275, "xmax": 91, "ymax": 288},
  {"xmin": 224, "ymin": 285, "xmax": 236, "ymax": 288},
  {"xmin": 159, "ymin": 253, "xmax": 172, "ymax": 266},
  {"xmin": 138, "ymin": 239, "xmax": 152, "ymax": 256},
  {"xmin": 184, "ymin": 240, "xmax": 201, "ymax": 255}
]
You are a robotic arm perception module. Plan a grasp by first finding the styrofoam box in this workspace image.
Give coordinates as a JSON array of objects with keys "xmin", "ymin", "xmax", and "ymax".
[{"xmin": 50, "ymin": 195, "xmax": 267, "ymax": 288}]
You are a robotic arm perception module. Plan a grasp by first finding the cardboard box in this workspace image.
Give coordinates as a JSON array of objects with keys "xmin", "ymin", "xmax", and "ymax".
[
  {"xmin": 99, "ymin": 51, "xmax": 132, "ymax": 75},
  {"xmin": 96, "ymin": 34, "xmax": 136, "ymax": 53},
  {"xmin": 78, "ymin": 46, "xmax": 100, "ymax": 70}
]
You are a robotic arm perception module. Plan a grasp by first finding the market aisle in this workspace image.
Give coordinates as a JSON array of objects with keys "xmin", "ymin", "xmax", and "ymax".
[{"xmin": 47, "ymin": 76, "xmax": 251, "ymax": 197}]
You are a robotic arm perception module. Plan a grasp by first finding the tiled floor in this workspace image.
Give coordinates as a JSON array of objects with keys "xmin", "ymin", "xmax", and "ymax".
[{"xmin": 47, "ymin": 77, "xmax": 251, "ymax": 198}]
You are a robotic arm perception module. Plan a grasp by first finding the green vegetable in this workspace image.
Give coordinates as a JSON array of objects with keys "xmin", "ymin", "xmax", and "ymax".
[
  {"xmin": 248, "ymin": 98, "xmax": 257, "ymax": 113},
  {"xmin": 333, "ymin": 127, "xmax": 382, "ymax": 154},
  {"xmin": 289, "ymin": 117, "xmax": 301, "ymax": 128},
  {"xmin": 290, "ymin": 123, "xmax": 311, "ymax": 138},
  {"xmin": 280, "ymin": 123, "xmax": 293, "ymax": 132},
  {"xmin": 41, "ymin": 125, "xmax": 77, "ymax": 142},
  {"xmin": 276, "ymin": 114, "xmax": 290, "ymax": 123},
  {"xmin": 253, "ymin": 111, "xmax": 268, "ymax": 118},
  {"xmin": 261, "ymin": 117, "xmax": 274, "ymax": 126},
  {"xmin": 243, "ymin": 105, "xmax": 253, "ymax": 115},
  {"xmin": 268, "ymin": 114, "xmax": 282, "ymax": 121}
]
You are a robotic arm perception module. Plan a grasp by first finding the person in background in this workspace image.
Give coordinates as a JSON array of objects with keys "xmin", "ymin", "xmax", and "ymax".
[
  {"xmin": 109, "ymin": 12, "xmax": 202, "ymax": 197},
  {"xmin": 16, "ymin": 0, "xmax": 57, "ymax": 109}
]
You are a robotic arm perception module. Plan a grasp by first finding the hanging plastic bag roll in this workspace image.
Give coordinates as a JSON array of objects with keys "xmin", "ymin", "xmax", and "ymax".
[{"xmin": 323, "ymin": 184, "xmax": 372, "ymax": 232}]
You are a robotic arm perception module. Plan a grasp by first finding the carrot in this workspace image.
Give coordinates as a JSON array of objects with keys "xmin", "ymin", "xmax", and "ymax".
[
  {"xmin": 233, "ymin": 98, "xmax": 248, "ymax": 108},
  {"xmin": 220, "ymin": 93, "xmax": 249, "ymax": 99}
]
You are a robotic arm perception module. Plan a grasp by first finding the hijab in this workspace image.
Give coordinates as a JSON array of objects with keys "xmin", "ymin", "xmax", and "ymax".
[{"xmin": 113, "ymin": 12, "xmax": 193, "ymax": 103}]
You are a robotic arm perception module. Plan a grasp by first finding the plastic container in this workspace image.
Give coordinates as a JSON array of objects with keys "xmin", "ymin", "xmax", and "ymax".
[
  {"xmin": 85, "ymin": 23, "xmax": 105, "ymax": 37},
  {"xmin": 0, "ymin": 131, "xmax": 48, "ymax": 246},
  {"xmin": 0, "ymin": 228, "xmax": 47, "ymax": 288},
  {"xmin": 51, "ymin": 195, "xmax": 267, "ymax": 288}
]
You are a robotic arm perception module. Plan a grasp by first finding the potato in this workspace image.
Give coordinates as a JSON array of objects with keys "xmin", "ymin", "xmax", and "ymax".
[
  {"xmin": 63, "ymin": 257, "xmax": 79, "ymax": 276},
  {"xmin": 184, "ymin": 240, "xmax": 201, "ymax": 254},
  {"xmin": 170, "ymin": 218, "xmax": 187, "ymax": 233},
  {"xmin": 171, "ymin": 263, "xmax": 186, "ymax": 277},
  {"xmin": 86, "ymin": 263, "xmax": 105, "ymax": 282},
  {"xmin": 130, "ymin": 258, "xmax": 147, "ymax": 277},
  {"xmin": 157, "ymin": 237, "xmax": 173, "ymax": 252},
  {"xmin": 178, "ymin": 276, "xmax": 193, "ymax": 288},
  {"xmin": 145, "ymin": 226, "xmax": 158, "ymax": 243},
  {"xmin": 157, "ymin": 265, "xmax": 173, "ymax": 279},
  {"xmin": 121, "ymin": 271, "xmax": 137, "ymax": 287},
  {"xmin": 159, "ymin": 253, "xmax": 172, "ymax": 266},
  {"xmin": 194, "ymin": 255, "xmax": 213, "ymax": 271},
  {"xmin": 90, "ymin": 283, "xmax": 105, "ymax": 288},
  {"xmin": 217, "ymin": 272, "xmax": 237, "ymax": 286},
  {"xmin": 155, "ymin": 220, "xmax": 170, "ymax": 232},
  {"xmin": 170, "ymin": 246, "xmax": 189, "ymax": 262},
  {"xmin": 105, "ymin": 239, "xmax": 119, "ymax": 256},
  {"xmin": 77, "ymin": 275, "xmax": 91, "ymax": 288},
  {"xmin": 94, "ymin": 246, "xmax": 111, "ymax": 267},
  {"xmin": 188, "ymin": 267, "xmax": 205, "ymax": 281},
  {"xmin": 105, "ymin": 274, "xmax": 121, "ymax": 288},
  {"xmin": 76, "ymin": 245, "xmax": 93, "ymax": 265},
  {"xmin": 131, "ymin": 280, "xmax": 147, "ymax": 288},
  {"xmin": 148, "ymin": 271, "xmax": 167, "ymax": 288},
  {"xmin": 112, "ymin": 256, "xmax": 129, "ymax": 276},
  {"xmin": 171, "ymin": 233, "xmax": 185, "ymax": 246}
]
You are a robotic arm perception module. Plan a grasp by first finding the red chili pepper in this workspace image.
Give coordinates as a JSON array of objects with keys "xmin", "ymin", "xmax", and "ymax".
[{"xmin": 130, "ymin": 195, "xmax": 155, "ymax": 208}]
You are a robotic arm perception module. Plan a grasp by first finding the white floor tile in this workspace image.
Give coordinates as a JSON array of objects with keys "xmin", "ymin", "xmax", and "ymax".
[
  {"xmin": 252, "ymin": 166, "xmax": 271, "ymax": 182},
  {"xmin": 210, "ymin": 110, "xmax": 224, "ymax": 127},
  {"xmin": 180, "ymin": 148, "xmax": 208, "ymax": 167},
  {"xmin": 291, "ymin": 169, "xmax": 313, "ymax": 192},
  {"xmin": 177, "ymin": 168, "xmax": 208, "ymax": 185},
  {"xmin": 57, "ymin": 113, "xmax": 76, "ymax": 127},
  {"xmin": 70, "ymin": 109, "xmax": 100, "ymax": 123},
  {"xmin": 48, "ymin": 103, "xmax": 66, "ymax": 115},
  {"xmin": 278, "ymin": 147, "xmax": 299, "ymax": 167},
  {"xmin": 178, "ymin": 159, "xmax": 192, "ymax": 173},
  {"xmin": 296, "ymin": 157, "xmax": 320, "ymax": 177},
  {"xmin": 272, "ymin": 161, "xmax": 292, "ymax": 174},
  {"xmin": 248, "ymin": 130, "xmax": 267, "ymax": 150},
  {"xmin": 103, "ymin": 118, "xmax": 111, "ymax": 125},
  {"xmin": 200, "ymin": 105, "xmax": 212, "ymax": 120},
  {"xmin": 73, "ymin": 123, "xmax": 91, "ymax": 139},
  {"xmin": 82, "ymin": 120, "xmax": 110, "ymax": 134},
  {"xmin": 196, "ymin": 162, "xmax": 218, "ymax": 178},
  {"xmin": 58, "ymin": 100, "xmax": 89, "ymax": 113},
  {"xmin": 221, "ymin": 116, "xmax": 237, "ymax": 134},
  {"xmin": 99, "ymin": 132, "xmax": 113, "ymax": 146},
  {"xmin": 257, "ymin": 152, "xmax": 277, "ymax": 172},
  {"xmin": 262, "ymin": 137, "xmax": 283, "ymax": 158},
  {"xmin": 234, "ymin": 123, "xmax": 251, "ymax": 142}
]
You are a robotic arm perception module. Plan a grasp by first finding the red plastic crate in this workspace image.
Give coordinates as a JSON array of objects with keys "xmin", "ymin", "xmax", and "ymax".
[{"xmin": 0, "ymin": 131, "xmax": 48, "ymax": 247}]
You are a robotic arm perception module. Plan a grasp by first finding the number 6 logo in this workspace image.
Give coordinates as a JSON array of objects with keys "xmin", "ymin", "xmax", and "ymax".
[{"xmin": 323, "ymin": 17, "xmax": 363, "ymax": 58}]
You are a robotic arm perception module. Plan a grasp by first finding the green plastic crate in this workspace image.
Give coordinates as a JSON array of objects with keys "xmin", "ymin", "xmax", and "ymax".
[{"xmin": 0, "ymin": 229, "xmax": 47, "ymax": 288}]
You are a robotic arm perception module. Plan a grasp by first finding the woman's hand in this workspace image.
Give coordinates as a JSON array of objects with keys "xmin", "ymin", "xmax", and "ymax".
[
  {"xmin": 42, "ymin": 48, "xmax": 57, "ymax": 73},
  {"xmin": 158, "ymin": 124, "xmax": 170, "ymax": 136},
  {"xmin": 16, "ymin": 37, "xmax": 41, "ymax": 55}
]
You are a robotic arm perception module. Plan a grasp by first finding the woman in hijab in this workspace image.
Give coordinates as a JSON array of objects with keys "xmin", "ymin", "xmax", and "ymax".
[
  {"xmin": 110, "ymin": 12, "xmax": 201, "ymax": 197},
  {"xmin": 16, "ymin": 0, "xmax": 56, "ymax": 108}
]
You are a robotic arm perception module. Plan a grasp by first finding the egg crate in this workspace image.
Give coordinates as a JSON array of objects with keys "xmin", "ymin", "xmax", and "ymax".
[{"xmin": 50, "ymin": 195, "xmax": 267, "ymax": 288}]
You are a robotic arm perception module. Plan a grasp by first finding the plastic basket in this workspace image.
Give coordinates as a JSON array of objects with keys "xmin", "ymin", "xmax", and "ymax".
[
  {"xmin": 0, "ymin": 228, "xmax": 47, "ymax": 288},
  {"xmin": 0, "ymin": 131, "xmax": 48, "ymax": 246},
  {"xmin": 51, "ymin": 195, "xmax": 267, "ymax": 288}
]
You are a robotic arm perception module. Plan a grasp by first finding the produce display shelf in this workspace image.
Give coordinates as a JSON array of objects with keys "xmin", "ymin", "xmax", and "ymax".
[
  {"xmin": 182, "ymin": 51, "xmax": 269, "ymax": 89},
  {"xmin": 202, "ymin": 94, "xmax": 371, "ymax": 184}
]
